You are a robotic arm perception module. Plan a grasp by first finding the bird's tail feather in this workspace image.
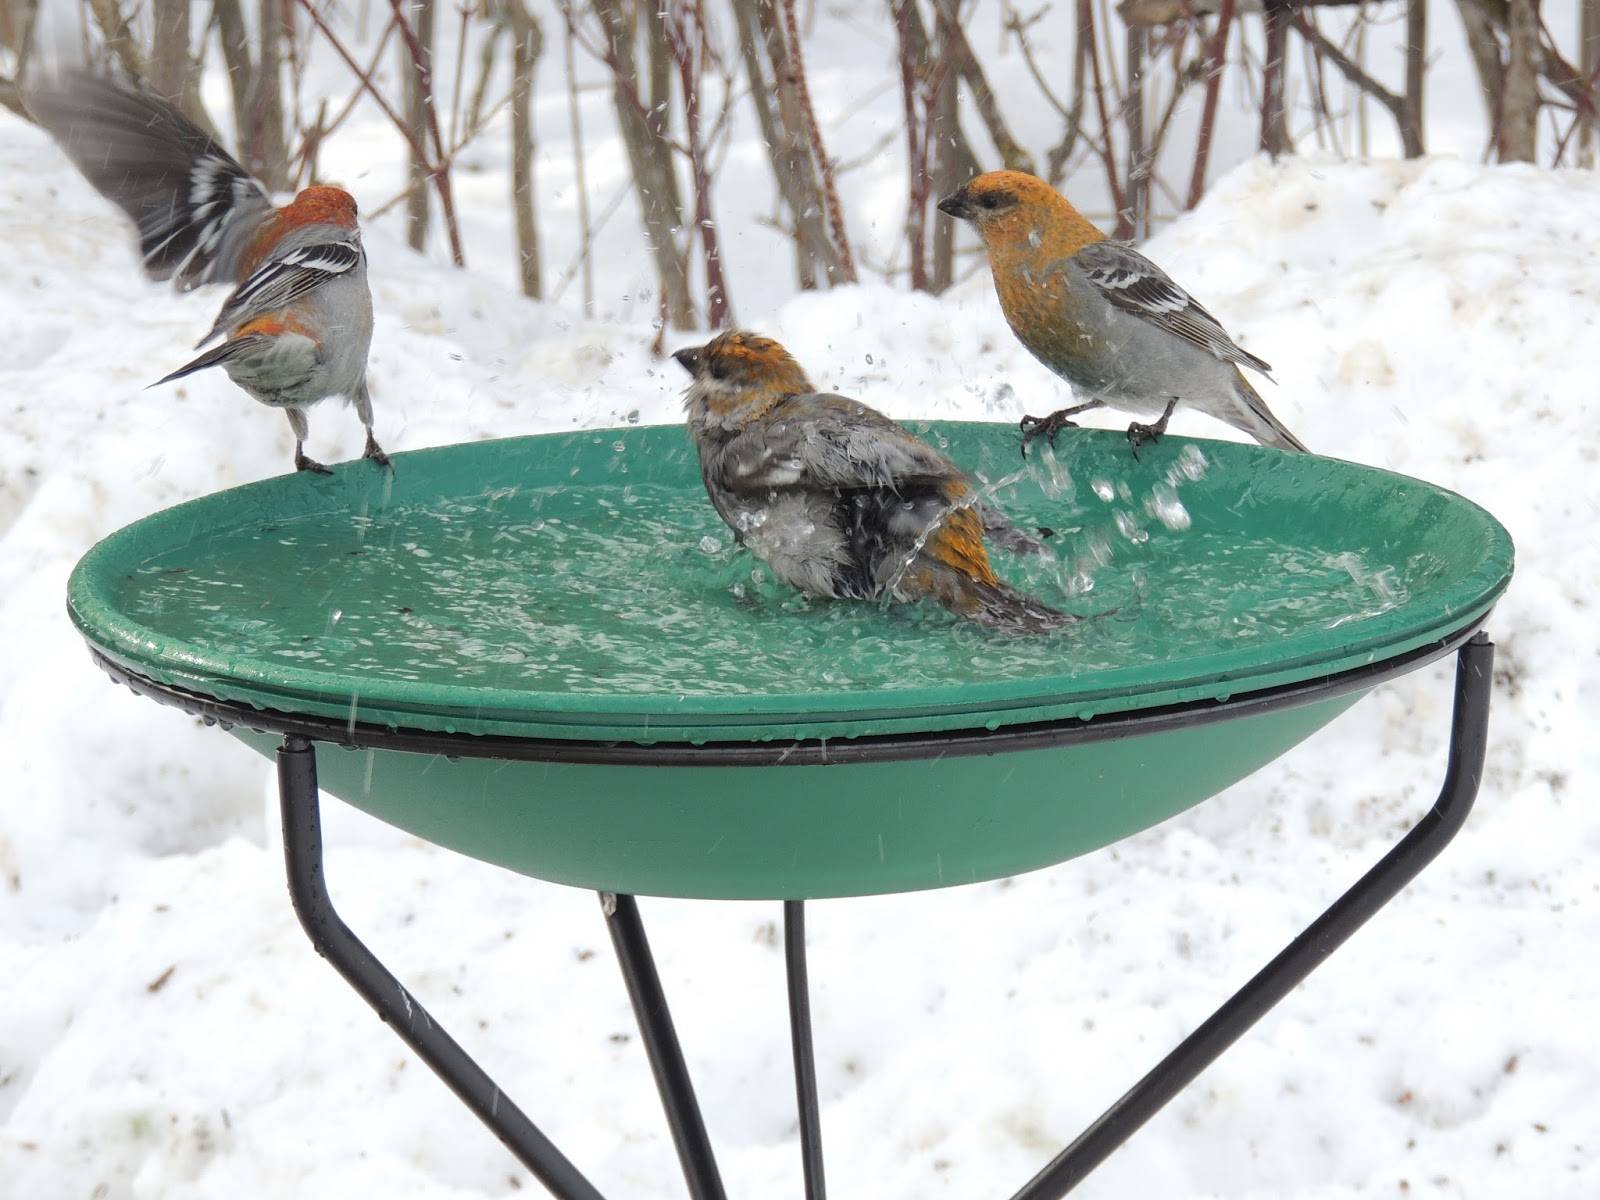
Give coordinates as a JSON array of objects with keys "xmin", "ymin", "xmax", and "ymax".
[
  {"xmin": 149, "ymin": 335, "xmax": 263, "ymax": 388},
  {"xmin": 908, "ymin": 509, "xmax": 1076, "ymax": 635},
  {"xmin": 1233, "ymin": 371, "xmax": 1309, "ymax": 453},
  {"xmin": 927, "ymin": 572, "xmax": 1077, "ymax": 637},
  {"xmin": 970, "ymin": 579, "xmax": 1079, "ymax": 636},
  {"xmin": 977, "ymin": 502, "xmax": 1054, "ymax": 554}
]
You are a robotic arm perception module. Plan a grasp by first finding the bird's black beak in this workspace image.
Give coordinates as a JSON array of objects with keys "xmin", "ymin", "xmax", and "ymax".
[
  {"xmin": 936, "ymin": 190, "xmax": 969, "ymax": 220},
  {"xmin": 672, "ymin": 345, "xmax": 703, "ymax": 375}
]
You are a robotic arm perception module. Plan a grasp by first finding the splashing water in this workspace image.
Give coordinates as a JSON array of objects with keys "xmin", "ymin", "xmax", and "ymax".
[
  {"xmin": 876, "ymin": 463, "xmax": 1040, "ymax": 610},
  {"xmin": 1011, "ymin": 442, "xmax": 1212, "ymax": 600}
]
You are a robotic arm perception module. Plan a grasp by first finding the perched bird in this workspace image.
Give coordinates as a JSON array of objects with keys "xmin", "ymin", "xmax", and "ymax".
[
  {"xmin": 29, "ymin": 72, "xmax": 386, "ymax": 474},
  {"xmin": 675, "ymin": 330, "xmax": 1073, "ymax": 636},
  {"xmin": 938, "ymin": 171, "xmax": 1307, "ymax": 456}
]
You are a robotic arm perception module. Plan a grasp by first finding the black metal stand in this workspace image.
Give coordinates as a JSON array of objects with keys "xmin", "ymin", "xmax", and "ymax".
[
  {"xmin": 276, "ymin": 634, "xmax": 1493, "ymax": 1198},
  {"xmin": 277, "ymin": 738, "xmax": 607, "ymax": 1200},
  {"xmin": 785, "ymin": 899, "xmax": 828, "ymax": 1200},
  {"xmin": 1009, "ymin": 632, "xmax": 1494, "ymax": 1197},
  {"xmin": 600, "ymin": 892, "xmax": 727, "ymax": 1200}
]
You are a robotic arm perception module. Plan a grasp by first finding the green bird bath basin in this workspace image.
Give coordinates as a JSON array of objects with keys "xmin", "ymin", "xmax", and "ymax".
[{"xmin": 67, "ymin": 424, "xmax": 1512, "ymax": 898}]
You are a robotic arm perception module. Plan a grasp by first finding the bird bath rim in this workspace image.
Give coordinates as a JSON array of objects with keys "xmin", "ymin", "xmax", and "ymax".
[
  {"xmin": 64, "ymin": 424, "xmax": 1514, "ymax": 746},
  {"xmin": 87, "ymin": 615, "xmax": 1486, "ymax": 767}
]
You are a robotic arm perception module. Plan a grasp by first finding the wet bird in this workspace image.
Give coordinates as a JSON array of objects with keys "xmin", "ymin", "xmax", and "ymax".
[
  {"xmin": 938, "ymin": 170, "xmax": 1307, "ymax": 456},
  {"xmin": 29, "ymin": 71, "xmax": 387, "ymax": 474},
  {"xmin": 675, "ymin": 329, "xmax": 1073, "ymax": 636}
]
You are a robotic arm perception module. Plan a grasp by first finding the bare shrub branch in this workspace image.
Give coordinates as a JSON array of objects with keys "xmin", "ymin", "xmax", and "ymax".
[
  {"xmin": 508, "ymin": 0, "xmax": 544, "ymax": 299},
  {"xmin": 780, "ymin": 0, "xmax": 856, "ymax": 281}
]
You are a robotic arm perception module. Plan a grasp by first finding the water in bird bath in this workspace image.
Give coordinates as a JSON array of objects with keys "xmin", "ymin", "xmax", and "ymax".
[{"xmin": 113, "ymin": 448, "xmax": 1423, "ymax": 703}]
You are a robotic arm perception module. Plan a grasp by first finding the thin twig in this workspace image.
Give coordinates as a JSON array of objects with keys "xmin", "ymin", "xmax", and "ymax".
[
  {"xmin": 891, "ymin": 0, "xmax": 928, "ymax": 291},
  {"xmin": 1291, "ymin": 9, "xmax": 1407, "ymax": 132},
  {"xmin": 551, "ymin": 184, "xmax": 631, "ymax": 308},
  {"xmin": 448, "ymin": 4, "xmax": 469, "ymax": 151},
  {"xmin": 312, "ymin": 15, "xmax": 401, "ymax": 156},
  {"xmin": 1083, "ymin": 0, "xmax": 1129, "ymax": 229},
  {"xmin": 388, "ymin": 0, "xmax": 465, "ymax": 265},
  {"xmin": 86, "ymin": 0, "xmax": 148, "ymax": 83},
  {"xmin": 665, "ymin": 0, "xmax": 733, "ymax": 326},
  {"xmin": 295, "ymin": 0, "xmax": 428, "ymax": 158},
  {"xmin": 1187, "ymin": 0, "xmax": 1235, "ymax": 207},
  {"xmin": 781, "ymin": 0, "xmax": 855, "ymax": 281},
  {"xmin": 937, "ymin": 0, "xmax": 1034, "ymax": 173},
  {"xmin": 560, "ymin": 2, "xmax": 593, "ymax": 316}
]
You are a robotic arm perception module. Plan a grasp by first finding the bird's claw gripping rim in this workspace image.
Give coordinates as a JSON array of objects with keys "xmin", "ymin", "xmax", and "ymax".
[
  {"xmin": 363, "ymin": 436, "xmax": 394, "ymax": 474},
  {"xmin": 1019, "ymin": 411, "xmax": 1077, "ymax": 458},
  {"xmin": 1124, "ymin": 421, "xmax": 1164, "ymax": 462}
]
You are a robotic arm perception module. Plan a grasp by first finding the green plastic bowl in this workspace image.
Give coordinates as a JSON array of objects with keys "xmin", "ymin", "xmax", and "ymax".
[{"xmin": 68, "ymin": 424, "xmax": 1513, "ymax": 897}]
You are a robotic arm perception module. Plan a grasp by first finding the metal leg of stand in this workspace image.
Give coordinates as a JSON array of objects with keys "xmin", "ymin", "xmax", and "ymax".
[
  {"xmin": 1010, "ymin": 633, "xmax": 1496, "ymax": 1199},
  {"xmin": 601, "ymin": 893, "xmax": 728, "ymax": 1200},
  {"xmin": 276, "ymin": 737, "xmax": 607, "ymax": 1200},
  {"xmin": 786, "ymin": 900, "xmax": 828, "ymax": 1200}
]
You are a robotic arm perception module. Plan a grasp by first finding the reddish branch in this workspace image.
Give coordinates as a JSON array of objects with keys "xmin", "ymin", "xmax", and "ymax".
[
  {"xmin": 294, "ymin": 4, "xmax": 426, "ymax": 161},
  {"xmin": 1083, "ymin": 0, "xmax": 1130, "ymax": 233},
  {"xmin": 387, "ymin": 0, "xmax": 465, "ymax": 265},
  {"xmin": 295, "ymin": 0, "xmax": 465, "ymax": 265},
  {"xmin": 891, "ymin": 2, "xmax": 928, "ymax": 291},
  {"xmin": 665, "ymin": 1, "xmax": 733, "ymax": 327},
  {"xmin": 312, "ymin": 16, "xmax": 401, "ymax": 165},
  {"xmin": 1187, "ymin": 0, "xmax": 1235, "ymax": 206},
  {"xmin": 780, "ymin": 0, "xmax": 856, "ymax": 281}
]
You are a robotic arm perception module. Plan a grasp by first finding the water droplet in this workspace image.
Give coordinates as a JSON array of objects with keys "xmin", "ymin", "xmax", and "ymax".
[{"xmin": 1144, "ymin": 482, "xmax": 1191, "ymax": 531}]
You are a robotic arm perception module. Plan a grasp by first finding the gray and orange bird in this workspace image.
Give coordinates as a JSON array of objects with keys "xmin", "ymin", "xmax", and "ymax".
[
  {"xmin": 939, "ymin": 170, "xmax": 1307, "ymax": 456},
  {"xmin": 31, "ymin": 72, "xmax": 387, "ymax": 473},
  {"xmin": 676, "ymin": 330, "xmax": 1073, "ymax": 636}
]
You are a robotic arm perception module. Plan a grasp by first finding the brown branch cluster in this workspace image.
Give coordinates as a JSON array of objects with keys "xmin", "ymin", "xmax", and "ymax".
[{"xmin": 32, "ymin": 0, "xmax": 1600, "ymax": 337}]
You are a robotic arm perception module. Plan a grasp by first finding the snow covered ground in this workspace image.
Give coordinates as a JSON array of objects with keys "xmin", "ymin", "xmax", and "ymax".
[{"xmin": 3, "ymin": 16, "xmax": 1600, "ymax": 1199}]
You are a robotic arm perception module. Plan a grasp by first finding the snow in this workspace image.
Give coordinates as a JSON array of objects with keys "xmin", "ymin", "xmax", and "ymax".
[{"xmin": 4, "ymin": 21, "xmax": 1600, "ymax": 1200}]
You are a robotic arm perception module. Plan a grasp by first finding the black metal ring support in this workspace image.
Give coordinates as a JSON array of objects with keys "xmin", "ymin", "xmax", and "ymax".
[
  {"xmin": 1009, "ymin": 633, "xmax": 1496, "ymax": 1198},
  {"xmin": 96, "ymin": 614, "xmax": 1488, "ymax": 768},
  {"xmin": 274, "ymin": 635, "xmax": 1493, "ymax": 1199},
  {"xmin": 277, "ymin": 737, "xmax": 607, "ymax": 1200},
  {"xmin": 600, "ymin": 893, "xmax": 728, "ymax": 1200}
]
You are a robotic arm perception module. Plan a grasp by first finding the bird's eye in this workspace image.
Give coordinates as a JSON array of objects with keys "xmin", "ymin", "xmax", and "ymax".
[{"xmin": 980, "ymin": 194, "xmax": 1002, "ymax": 210}]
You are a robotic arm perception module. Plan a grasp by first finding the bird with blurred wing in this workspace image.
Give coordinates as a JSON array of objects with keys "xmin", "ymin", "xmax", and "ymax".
[{"xmin": 30, "ymin": 72, "xmax": 388, "ymax": 474}]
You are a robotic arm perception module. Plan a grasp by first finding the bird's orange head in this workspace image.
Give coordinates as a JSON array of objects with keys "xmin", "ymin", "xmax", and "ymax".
[
  {"xmin": 937, "ymin": 171, "xmax": 1101, "ymax": 257},
  {"xmin": 674, "ymin": 330, "xmax": 815, "ymax": 426},
  {"xmin": 282, "ymin": 185, "xmax": 361, "ymax": 230}
]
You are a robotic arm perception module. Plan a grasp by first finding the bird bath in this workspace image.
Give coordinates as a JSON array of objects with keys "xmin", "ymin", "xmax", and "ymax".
[{"xmin": 67, "ymin": 424, "xmax": 1511, "ymax": 1198}]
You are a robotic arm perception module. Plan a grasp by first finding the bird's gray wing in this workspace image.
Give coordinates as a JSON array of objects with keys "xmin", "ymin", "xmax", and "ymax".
[
  {"xmin": 1076, "ymin": 240, "xmax": 1272, "ymax": 376},
  {"xmin": 719, "ymin": 394, "xmax": 967, "ymax": 496},
  {"xmin": 201, "ymin": 236, "xmax": 364, "ymax": 344}
]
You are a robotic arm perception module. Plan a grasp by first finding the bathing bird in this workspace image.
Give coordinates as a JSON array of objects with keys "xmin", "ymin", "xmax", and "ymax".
[{"xmin": 676, "ymin": 330, "xmax": 1073, "ymax": 635}]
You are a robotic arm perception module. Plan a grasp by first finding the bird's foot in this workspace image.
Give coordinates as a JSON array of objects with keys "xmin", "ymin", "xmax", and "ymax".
[
  {"xmin": 1019, "ymin": 410, "xmax": 1077, "ymax": 457},
  {"xmin": 1125, "ymin": 399, "xmax": 1177, "ymax": 461},
  {"xmin": 294, "ymin": 450, "xmax": 334, "ymax": 475},
  {"xmin": 1124, "ymin": 420, "xmax": 1165, "ymax": 462},
  {"xmin": 363, "ymin": 435, "xmax": 393, "ymax": 472}
]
